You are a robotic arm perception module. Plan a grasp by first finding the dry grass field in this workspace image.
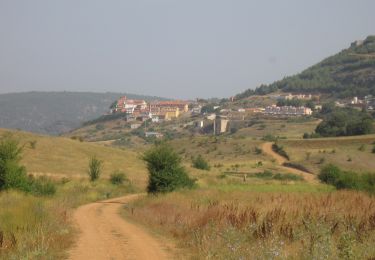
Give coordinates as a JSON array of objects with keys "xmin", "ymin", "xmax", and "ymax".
[
  {"xmin": 125, "ymin": 189, "xmax": 375, "ymax": 259},
  {"xmin": 0, "ymin": 128, "xmax": 148, "ymax": 188},
  {"xmin": 234, "ymin": 118, "xmax": 320, "ymax": 139},
  {"xmin": 279, "ymin": 134, "xmax": 375, "ymax": 174}
]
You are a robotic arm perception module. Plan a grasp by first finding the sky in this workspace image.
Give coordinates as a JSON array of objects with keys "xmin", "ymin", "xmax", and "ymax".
[{"xmin": 0, "ymin": 0, "xmax": 374, "ymax": 99}]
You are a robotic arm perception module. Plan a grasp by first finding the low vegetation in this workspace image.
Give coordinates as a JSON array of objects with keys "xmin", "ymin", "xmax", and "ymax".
[
  {"xmin": 192, "ymin": 155, "xmax": 211, "ymax": 171},
  {"xmin": 254, "ymin": 170, "xmax": 303, "ymax": 181},
  {"xmin": 318, "ymin": 164, "xmax": 375, "ymax": 193},
  {"xmin": 272, "ymin": 143, "xmax": 290, "ymax": 160},
  {"xmin": 125, "ymin": 189, "xmax": 375, "ymax": 259},
  {"xmin": 110, "ymin": 170, "xmax": 128, "ymax": 185},
  {"xmin": 88, "ymin": 156, "xmax": 102, "ymax": 182}
]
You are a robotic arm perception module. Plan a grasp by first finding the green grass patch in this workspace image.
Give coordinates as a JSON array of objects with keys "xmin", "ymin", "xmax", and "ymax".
[{"xmin": 211, "ymin": 182, "xmax": 334, "ymax": 193}]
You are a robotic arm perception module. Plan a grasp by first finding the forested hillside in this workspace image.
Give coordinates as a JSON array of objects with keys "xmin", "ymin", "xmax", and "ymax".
[
  {"xmin": 236, "ymin": 36, "xmax": 375, "ymax": 99},
  {"xmin": 0, "ymin": 92, "xmax": 164, "ymax": 135}
]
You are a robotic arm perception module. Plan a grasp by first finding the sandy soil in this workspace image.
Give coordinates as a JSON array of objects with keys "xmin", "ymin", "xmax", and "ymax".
[
  {"xmin": 261, "ymin": 142, "xmax": 317, "ymax": 183},
  {"xmin": 68, "ymin": 194, "xmax": 173, "ymax": 260}
]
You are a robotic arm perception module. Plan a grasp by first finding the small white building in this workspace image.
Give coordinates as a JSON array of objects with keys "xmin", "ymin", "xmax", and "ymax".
[
  {"xmin": 151, "ymin": 115, "xmax": 160, "ymax": 123},
  {"xmin": 265, "ymin": 105, "xmax": 312, "ymax": 116},
  {"xmin": 191, "ymin": 105, "xmax": 202, "ymax": 114},
  {"xmin": 130, "ymin": 123, "xmax": 142, "ymax": 129},
  {"xmin": 145, "ymin": 132, "xmax": 163, "ymax": 138},
  {"xmin": 207, "ymin": 114, "xmax": 216, "ymax": 120}
]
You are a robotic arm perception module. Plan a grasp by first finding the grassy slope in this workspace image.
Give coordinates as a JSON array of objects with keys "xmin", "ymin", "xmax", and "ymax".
[
  {"xmin": 279, "ymin": 134, "xmax": 375, "ymax": 174},
  {"xmin": 235, "ymin": 35, "xmax": 375, "ymax": 99},
  {"xmin": 0, "ymin": 128, "xmax": 148, "ymax": 188}
]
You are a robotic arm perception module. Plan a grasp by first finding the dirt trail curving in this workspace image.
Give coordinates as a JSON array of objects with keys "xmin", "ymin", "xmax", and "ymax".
[
  {"xmin": 68, "ymin": 194, "xmax": 173, "ymax": 260},
  {"xmin": 261, "ymin": 142, "xmax": 317, "ymax": 183}
]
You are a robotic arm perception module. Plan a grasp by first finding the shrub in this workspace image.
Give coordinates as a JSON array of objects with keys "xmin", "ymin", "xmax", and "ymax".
[
  {"xmin": 283, "ymin": 162, "xmax": 312, "ymax": 173},
  {"xmin": 192, "ymin": 155, "xmax": 211, "ymax": 171},
  {"xmin": 273, "ymin": 173, "xmax": 303, "ymax": 181},
  {"xmin": 254, "ymin": 170, "xmax": 303, "ymax": 181},
  {"xmin": 272, "ymin": 143, "xmax": 290, "ymax": 160},
  {"xmin": 254, "ymin": 147, "xmax": 262, "ymax": 155},
  {"xmin": 29, "ymin": 140, "xmax": 37, "ymax": 149},
  {"xmin": 372, "ymin": 146, "xmax": 375, "ymax": 153},
  {"xmin": 110, "ymin": 171, "xmax": 128, "ymax": 185},
  {"xmin": 28, "ymin": 175, "xmax": 56, "ymax": 196},
  {"xmin": 262, "ymin": 134, "xmax": 278, "ymax": 142},
  {"xmin": 142, "ymin": 143, "xmax": 195, "ymax": 193},
  {"xmin": 318, "ymin": 164, "xmax": 375, "ymax": 193},
  {"xmin": 0, "ymin": 136, "xmax": 28, "ymax": 191},
  {"xmin": 95, "ymin": 124, "xmax": 105, "ymax": 131},
  {"xmin": 358, "ymin": 144, "xmax": 366, "ymax": 151},
  {"xmin": 255, "ymin": 170, "xmax": 273, "ymax": 179},
  {"xmin": 318, "ymin": 164, "xmax": 341, "ymax": 185},
  {"xmin": 88, "ymin": 156, "xmax": 102, "ymax": 181}
]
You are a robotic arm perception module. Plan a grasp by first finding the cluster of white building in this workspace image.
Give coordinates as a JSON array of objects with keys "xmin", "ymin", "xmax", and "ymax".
[{"xmin": 265, "ymin": 105, "xmax": 313, "ymax": 116}]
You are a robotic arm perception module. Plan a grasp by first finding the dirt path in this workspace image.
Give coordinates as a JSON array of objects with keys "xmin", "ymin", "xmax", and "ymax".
[
  {"xmin": 68, "ymin": 194, "xmax": 173, "ymax": 260},
  {"xmin": 261, "ymin": 142, "xmax": 317, "ymax": 183}
]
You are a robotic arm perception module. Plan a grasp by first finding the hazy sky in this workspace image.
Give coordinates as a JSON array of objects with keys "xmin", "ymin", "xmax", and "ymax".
[{"xmin": 0, "ymin": 0, "xmax": 374, "ymax": 99}]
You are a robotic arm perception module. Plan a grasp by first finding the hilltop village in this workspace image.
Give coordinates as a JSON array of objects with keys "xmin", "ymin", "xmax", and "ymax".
[{"xmin": 100, "ymin": 93, "xmax": 374, "ymax": 140}]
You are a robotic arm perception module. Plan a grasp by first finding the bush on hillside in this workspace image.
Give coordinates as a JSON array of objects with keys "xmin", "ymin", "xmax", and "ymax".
[
  {"xmin": 0, "ymin": 135, "xmax": 56, "ymax": 196},
  {"xmin": 192, "ymin": 155, "xmax": 211, "ymax": 171},
  {"xmin": 142, "ymin": 143, "xmax": 195, "ymax": 193},
  {"xmin": 262, "ymin": 134, "xmax": 278, "ymax": 142},
  {"xmin": 28, "ymin": 175, "xmax": 56, "ymax": 196},
  {"xmin": 88, "ymin": 156, "xmax": 102, "ymax": 181},
  {"xmin": 0, "ymin": 136, "xmax": 28, "ymax": 191},
  {"xmin": 318, "ymin": 164, "xmax": 375, "ymax": 193},
  {"xmin": 110, "ymin": 170, "xmax": 128, "ymax": 185},
  {"xmin": 272, "ymin": 143, "xmax": 290, "ymax": 160},
  {"xmin": 253, "ymin": 170, "xmax": 303, "ymax": 181},
  {"xmin": 282, "ymin": 162, "xmax": 312, "ymax": 173}
]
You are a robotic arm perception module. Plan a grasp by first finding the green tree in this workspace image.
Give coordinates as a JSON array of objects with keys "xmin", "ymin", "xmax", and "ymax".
[
  {"xmin": 142, "ymin": 143, "xmax": 195, "ymax": 193},
  {"xmin": 88, "ymin": 156, "xmax": 102, "ymax": 181},
  {"xmin": 0, "ymin": 136, "xmax": 28, "ymax": 191},
  {"xmin": 316, "ymin": 108, "xmax": 373, "ymax": 137}
]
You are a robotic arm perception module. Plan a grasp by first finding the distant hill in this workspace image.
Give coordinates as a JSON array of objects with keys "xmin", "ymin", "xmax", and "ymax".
[
  {"xmin": 0, "ymin": 92, "xmax": 166, "ymax": 135},
  {"xmin": 236, "ymin": 35, "xmax": 375, "ymax": 99}
]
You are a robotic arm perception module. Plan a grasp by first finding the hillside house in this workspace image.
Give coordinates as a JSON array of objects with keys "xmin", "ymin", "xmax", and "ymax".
[
  {"xmin": 278, "ymin": 93, "xmax": 320, "ymax": 101},
  {"xmin": 191, "ymin": 105, "xmax": 202, "ymax": 114},
  {"xmin": 130, "ymin": 123, "xmax": 142, "ymax": 129},
  {"xmin": 207, "ymin": 114, "xmax": 216, "ymax": 120},
  {"xmin": 245, "ymin": 108, "xmax": 264, "ymax": 114},
  {"xmin": 214, "ymin": 118, "xmax": 229, "ymax": 135},
  {"xmin": 149, "ymin": 100, "xmax": 189, "ymax": 113},
  {"xmin": 114, "ymin": 96, "xmax": 147, "ymax": 114},
  {"xmin": 265, "ymin": 105, "xmax": 312, "ymax": 116},
  {"xmin": 151, "ymin": 115, "xmax": 160, "ymax": 123},
  {"xmin": 125, "ymin": 115, "xmax": 136, "ymax": 122},
  {"xmin": 145, "ymin": 132, "xmax": 164, "ymax": 138}
]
